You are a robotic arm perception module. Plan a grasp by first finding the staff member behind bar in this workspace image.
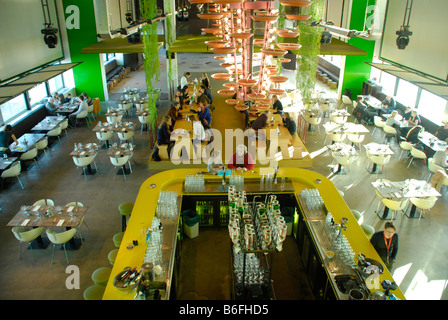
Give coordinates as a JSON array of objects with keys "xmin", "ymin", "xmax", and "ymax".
[
  {"xmin": 370, "ymin": 222, "xmax": 399, "ymax": 271},
  {"xmin": 228, "ymin": 144, "xmax": 254, "ymax": 172},
  {"xmin": 0, "ymin": 125, "xmax": 19, "ymax": 156}
]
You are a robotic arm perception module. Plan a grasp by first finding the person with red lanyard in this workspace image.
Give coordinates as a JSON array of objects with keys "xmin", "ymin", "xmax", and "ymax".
[{"xmin": 370, "ymin": 222, "xmax": 399, "ymax": 271}]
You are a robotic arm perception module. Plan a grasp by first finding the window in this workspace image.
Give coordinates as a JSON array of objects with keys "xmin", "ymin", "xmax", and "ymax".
[
  {"xmin": 396, "ymin": 79, "xmax": 418, "ymax": 108},
  {"xmin": 103, "ymin": 53, "xmax": 116, "ymax": 63},
  {"xmin": 0, "ymin": 94, "xmax": 27, "ymax": 123},
  {"xmin": 379, "ymin": 72, "xmax": 397, "ymax": 96},
  {"xmin": 417, "ymin": 90, "xmax": 448, "ymax": 125},
  {"xmin": 28, "ymin": 83, "xmax": 48, "ymax": 107},
  {"xmin": 48, "ymin": 74, "xmax": 64, "ymax": 94},
  {"xmin": 62, "ymin": 70, "xmax": 75, "ymax": 90}
]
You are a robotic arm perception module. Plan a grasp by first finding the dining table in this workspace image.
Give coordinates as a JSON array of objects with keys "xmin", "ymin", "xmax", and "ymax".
[
  {"xmin": 7, "ymin": 204, "xmax": 88, "ymax": 249},
  {"xmin": 0, "ymin": 156, "xmax": 18, "ymax": 171},
  {"xmin": 31, "ymin": 116, "xmax": 66, "ymax": 132},
  {"xmin": 358, "ymin": 95, "xmax": 382, "ymax": 110},
  {"xmin": 9, "ymin": 133, "xmax": 46, "ymax": 154},
  {"xmin": 364, "ymin": 142, "xmax": 395, "ymax": 173},
  {"xmin": 70, "ymin": 142, "xmax": 100, "ymax": 175},
  {"xmin": 327, "ymin": 143, "xmax": 358, "ymax": 174},
  {"xmin": 418, "ymin": 131, "xmax": 448, "ymax": 157},
  {"xmin": 371, "ymin": 179, "xmax": 441, "ymax": 220},
  {"xmin": 107, "ymin": 143, "xmax": 135, "ymax": 175},
  {"xmin": 56, "ymin": 101, "xmax": 79, "ymax": 115},
  {"xmin": 92, "ymin": 121, "xmax": 135, "ymax": 133},
  {"xmin": 323, "ymin": 122, "xmax": 370, "ymax": 134},
  {"xmin": 261, "ymin": 124, "xmax": 293, "ymax": 160}
]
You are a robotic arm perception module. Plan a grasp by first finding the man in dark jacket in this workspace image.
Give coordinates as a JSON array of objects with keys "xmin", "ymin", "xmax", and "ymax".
[{"xmin": 251, "ymin": 111, "xmax": 269, "ymax": 130}]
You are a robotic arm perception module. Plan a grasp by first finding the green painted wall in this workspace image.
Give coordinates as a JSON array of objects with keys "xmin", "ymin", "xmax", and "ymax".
[
  {"xmin": 341, "ymin": 0, "xmax": 376, "ymax": 99},
  {"xmin": 62, "ymin": 0, "xmax": 105, "ymax": 100}
]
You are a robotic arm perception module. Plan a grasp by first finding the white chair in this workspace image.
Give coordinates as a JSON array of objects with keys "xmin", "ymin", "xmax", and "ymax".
[
  {"xmin": 370, "ymin": 179, "xmax": 392, "ymax": 215},
  {"xmin": 341, "ymin": 95, "xmax": 352, "ymax": 110},
  {"xmin": 73, "ymin": 156, "xmax": 98, "ymax": 181},
  {"xmin": 428, "ymin": 158, "xmax": 446, "ymax": 180},
  {"xmin": 381, "ymin": 198, "xmax": 409, "ymax": 221},
  {"xmin": 110, "ymin": 155, "xmax": 131, "ymax": 180},
  {"xmin": 47, "ymin": 125, "xmax": 62, "ymax": 144},
  {"xmin": 331, "ymin": 152, "xmax": 356, "ymax": 174},
  {"xmin": 330, "ymin": 114, "xmax": 347, "ymax": 125},
  {"xmin": 96, "ymin": 131, "xmax": 113, "ymax": 148},
  {"xmin": 36, "ymin": 136, "xmax": 49, "ymax": 156},
  {"xmin": 60, "ymin": 118, "xmax": 69, "ymax": 137},
  {"xmin": 409, "ymin": 196, "xmax": 438, "ymax": 225},
  {"xmin": 1, "ymin": 161, "xmax": 24, "ymax": 189},
  {"xmin": 327, "ymin": 132, "xmax": 346, "ymax": 144},
  {"xmin": 347, "ymin": 134, "xmax": 365, "ymax": 151},
  {"xmin": 399, "ymin": 141, "xmax": 413, "ymax": 159},
  {"xmin": 19, "ymin": 147, "xmax": 39, "ymax": 169},
  {"xmin": 11, "ymin": 226, "xmax": 45, "ymax": 260},
  {"xmin": 383, "ymin": 124, "xmax": 397, "ymax": 143},
  {"xmin": 368, "ymin": 154, "xmax": 391, "ymax": 174},
  {"xmin": 372, "ymin": 116, "xmax": 385, "ymax": 136},
  {"xmin": 117, "ymin": 130, "xmax": 135, "ymax": 144},
  {"xmin": 87, "ymin": 103, "xmax": 96, "ymax": 122},
  {"xmin": 33, "ymin": 199, "xmax": 55, "ymax": 206},
  {"xmin": 46, "ymin": 228, "xmax": 78, "ymax": 264},
  {"xmin": 106, "ymin": 114, "xmax": 123, "ymax": 124},
  {"xmin": 119, "ymin": 102, "xmax": 132, "ymax": 117},
  {"xmin": 138, "ymin": 115, "xmax": 150, "ymax": 134},
  {"xmin": 305, "ymin": 116, "xmax": 322, "ymax": 135},
  {"xmin": 65, "ymin": 202, "xmax": 87, "ymax": 241},
  {"xmin": 75, "ymin": 110, "xmax": 89, "ymax": 127},
  {"xmin": 319, "ymin": 102, "xmax": 332, "ymax": 118},
  {"xmin": 407, "ymin": 147, "xmax": 427, "ymax": 168}
]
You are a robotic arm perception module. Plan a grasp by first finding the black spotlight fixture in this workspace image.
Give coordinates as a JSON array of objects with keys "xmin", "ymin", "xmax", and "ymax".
[
  {"xmin": 321, "ymin": 31, "xmax": 332, "ymax": 44},
  {"xmin": 41, "ymin": 27, "xmax": 58, "ymax": 48},
  {"xmin": 395, "ymin": 0, "xmax": 413, "ymax": 50}
]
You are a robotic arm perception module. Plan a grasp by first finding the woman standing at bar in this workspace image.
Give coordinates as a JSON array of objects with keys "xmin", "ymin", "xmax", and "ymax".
[{"xmin": 370, "ymin": 222, "xmax": 399, "ymax": 271}]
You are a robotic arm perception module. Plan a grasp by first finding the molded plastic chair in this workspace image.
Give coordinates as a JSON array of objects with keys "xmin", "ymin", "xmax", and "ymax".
[
  {"xmin": 381, "ymin": 198, "xmax": 409, "ymax": 221},
  {"xmin": 106, "ymin": 114, "xmax": 123, "ymax": 124},
  {"xmin": 368, "ymin": 154, "xmax": 391, "ymax": 175},
  {"xmin": 75, "ymin": 110, "xmax": 90, "ymax": 127},
  {"xmin": 1, "ymin": 161, "xmax": 24, "ymax": 189},
  {"xmin": 72, "ymin": 156, "xmax": 98, "ymax": 181},
  {"xmin": 407, "ymin": 146, "xmax": 427, "ymax": 168},
  {"xmin": 341, "ymin": 95, "xmax": 352, "ymax": 110},
  {"xmin": 11, "ymin": 226, "xmax": 45, "ymax": 260},
  {"xmin": 409, "ymin": 196, "xmax": 438, "ymax": 225},
  {"xmin": 330, "ymin": 114, "xmax": 347, "ymax": 125},
  {"xmin": 110, "ymin": 155, "xmax": 131, "ymax": 180},
  {"xmin": 347, "ymin": 134, "xmax": 365, "ymax": 151},
  {"xmin": 36, "ymin": 136, "xmax": 49, "ymax": 156},
  {"xmin": 96, "ymin": 130, "xmax": 113, "ymax": 148},
  {"xmin": 47, "ymin": 125, "xmax": 62, "ymax": 144},
  {"xmin": 138, "ymin": 115, "xmax": 150, "ymax": 134},
  {"xmin": 33, "ymin": 199, "xmax": 55, "ymax": 206},
  {"xmin": 64, "ymin": 202, "xmax": 87, "ymax": 240},
  {"xmin": 46, "ymin": 228, "xmax": 78, "ymax": 264},
  {"xmin": 305, "ymin": 116, "xmax": 322, "ymax": 135},
  {"xmin": 428, "ymin": 158, "xmax": 446, "ymax": 180},
  {"xmin": 331, "ymin": 152, "xmax": 356, "ymax": 174},
  {"xmin": 399, "ymin": 141, "xmax": 413, "ymax": 159},
  {"xmin": 119, "ymin": 102, "xmax": 132, "ymax": 117},
  {"xmin": 383, "ymin": 124, "xmax": 397, "ymax": 143},
  {"xmin": 327, "ymin": 132, "xmax": 347, "ymax": 144},
  {"xmin": 372, "ymin": 116, "xmax": 385, "ymax": 136},
  {"xmin": 60, "ymin": 118, "xmax": 69, "ymax": 137},
  {"xmin": 19, "ymin": 147, "xmax": 39, "ymax": 168},
  {"xmin": 83, "ymin": 284, "xmax": 106, "ymax": 300},
  {"xmin": 117, "ymin": 130, "xmax": 135, "ymax": 144}
]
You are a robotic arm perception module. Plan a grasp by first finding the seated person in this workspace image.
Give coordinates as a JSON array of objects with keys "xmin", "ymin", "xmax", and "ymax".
[
  {"xmin": 195, "ymin": 89, "xmax": 211, "ymax": 105},
  {"xmin": 181, "ymin": 85, "xmax": 190, "ymax": 104},
  {"xmin": 197, "ymin": 100, "xmax": 212, "ymax": 129},
  {"xmin": 404, "ymin": 125, "xmax": 422, "ymax": 144},
  {"xmin": 408, "ymin": 110, "xmax": 421, "ymax": 126},
  {"xmin": 175, "ymin": 89, "xmax": 184, "ymax": 108},
  {"xmin": 198, "ymin": 85, "xmax": 213, "ymax": 105},
  {"xmin": 0, "ymin": 124, "xmax": 19, "ymax": 156},
  {"xmin": 385, "ymin": 110, "xmax": 400, "ymax": 128},
  {"xmin": 433, "ymin": 146, "xmax": 448, "ymax": 168},
  {"xmin": 403, "ymin": 106, "xmax": 412, "ymax": 120},
  {"xmin": 272, "ymin": 95, "xmax": 283, "ymax": 116},
  {"xmin": 167, "ymin": 101, "xmax": 183, "ymax": 129},
  {"xmin": 435, "ymin": 121, "xmax": 448, "ymax": 141},
  {"xmin": 152, "ymin": 115, "xmax": 174, "ymax": 161},
  {"xmin": 355, "ymin": 97, "xmax": 376, "ymax": 124},
  {"xmin": 201, "ymin": 73, "xmax": 211, "ymax": 90},
  {"xmin": 282, "ymin": 113, "xmax": 297, "ymax": 136},
  {"xmin": 54, "ymin": 92, "xmax": 64, "ymax": 104},
  {"xmin": 64, "ymin": 93, "xmax": 72, "ymax": 103},
  {"xmin": 251, "ymin": 111, "xmax": 269, "ymax": 130},
  {"xmin": 81, "ymin": 92, "xmax": 92, "ymax": 105},
  {"xmin": 207, "ymin": 150, "xmax": 223, "ymax": 172},
  {"xmin": 380, "ymin": 96, "xmax": 396, "ymax": 114},
  {"xmin": 45, "ymin": 98, "xmax": 58, "ymax": 116},
  {"xmin": 228, "ymin": 144, "xmax": 254, "ymax": 172},
  {"xmin": 68, "ymin": 94, "xmax": 88, "ymax": 127}
]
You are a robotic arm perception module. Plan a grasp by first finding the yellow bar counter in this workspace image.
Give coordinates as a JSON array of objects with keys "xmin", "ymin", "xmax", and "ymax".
[{"xmin": 103, "ymin": 167, "xmax": 405, "ymax": 300}]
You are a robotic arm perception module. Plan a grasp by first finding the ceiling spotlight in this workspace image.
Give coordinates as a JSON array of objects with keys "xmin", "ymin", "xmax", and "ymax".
[
  {"xmin": 41, "ymin": 27, "xmax": 58, "ymax": 48},
  {"xmin": 321, "ymin": 31, "xmax": 332, "ymax": 44},
  {"xmin": 395, "ymin": 0, "xmax": 413, "ymax": 50}
]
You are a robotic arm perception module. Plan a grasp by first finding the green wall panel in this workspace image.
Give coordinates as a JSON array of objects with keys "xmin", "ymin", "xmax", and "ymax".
[
  {"xmin": 341, "ymin": 0, "xmax": 376, "ymax": 99},
  {"xmin": 63, "ymin": 0, "xmax": 105, "ymax": 100}
]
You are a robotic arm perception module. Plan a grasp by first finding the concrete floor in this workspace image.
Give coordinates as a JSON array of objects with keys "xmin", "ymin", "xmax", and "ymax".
[{"xmin": 0, "ymin": 52, "xmax": 447, "ymax": 300}]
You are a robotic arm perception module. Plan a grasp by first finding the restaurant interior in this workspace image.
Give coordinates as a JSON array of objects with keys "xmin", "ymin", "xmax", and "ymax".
[{"xmin": 0, "ymin": 0, "xmax": 447, "ymax": 301}]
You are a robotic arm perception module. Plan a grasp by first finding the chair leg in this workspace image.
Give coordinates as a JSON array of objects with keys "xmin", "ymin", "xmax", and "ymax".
[
  {"xmin": 82, "ymin": 167, "xmax": 87, "ymax": 181},
  {"xmin": 17, "ymin": 176, "xmax": 24, "ymax": 189},
  {"xmin": 51, "ymin": 244, "xmax": 56, "ymax": 264},
  {"xmin": 18, "ymin": 242, "xmax": 23, "ymax": 260},
  {"xmin": 407, "ymin": 157, "xmax": 414, "ymax": 168},
  {"xmin": 63, "ymin": 243, "xmax": 70, "ymax": 264},
  {"xmin": 128, "ymin": 161, "xmax": 133, "ymax": 173}
]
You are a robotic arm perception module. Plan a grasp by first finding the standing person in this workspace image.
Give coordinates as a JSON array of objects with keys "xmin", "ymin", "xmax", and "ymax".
[
  {"xmin": 282, "ymin": 113, "xmax": 297, "ymax": 136},
  {"xmin": 228, "ymin": 144, "xmax": 254, "ymax": 172},
  {"xmin": 68, "ymin": 94, "xmax": 88, "ymax": 127},
  {"xmin": 179, "ymin": 72, "xmax": 191, "ymax": 90},
  {"xmin": 0, "ymin": 125, "xmax": 19, "ymax": 156},
  {"xmin": 370, "ymin": 222, "xmax": 399, "ymax": 271},
  {"xmin": 272, "ymin": 95, "xmax": 283, "ymax": 116}
]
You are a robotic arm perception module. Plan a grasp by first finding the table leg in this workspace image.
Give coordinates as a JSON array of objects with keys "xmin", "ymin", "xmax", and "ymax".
[
  {"xmin": 405, "ymin": 204, "xmax": 418, "ymax": 218},
  {"xmin": 82, "ymin": 164, "xmax": 97, "ymax": 175}
]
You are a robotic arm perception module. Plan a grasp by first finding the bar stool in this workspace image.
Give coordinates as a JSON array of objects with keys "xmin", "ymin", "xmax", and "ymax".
[
  {"xmin": 108, "ymin": 248, "xmax": 118, "ymax": 266},
  {"xmin": 113, "ymin": 232, "xmax": 124, "ymax": 248},
  {"xmin": 351, "ymin": 210, "xmax": 375, "ymax": 238},
  {"xmin": 83, "ymin": 284, "xmax": 106, "ymax": 300},
  {"xmin": 91, "ymin": 267, "xmax": 112, "ymax": 286},
  {"xmin": 119, "ymin": 202, "xmax": 134, "ymax": 232}
]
